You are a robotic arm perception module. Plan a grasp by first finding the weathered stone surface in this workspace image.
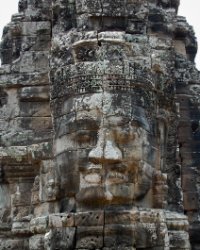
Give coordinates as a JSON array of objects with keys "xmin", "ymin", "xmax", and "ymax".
[
  {"xmin": 76, "ymin": 226, "xmax": 103, "ymax": 249},
  {"xmin": 49, "ymin": 213, "xmax": 74, "ymax": 228},
  {"xmin": 30, "ymin": 216, "xmax": 48, "ymax": 234},
  {"xmin": 12, "ymin": 219, "xmax": 31, "ymax": 235},
  {"xmin": 44, "ymin": 227, "xmax": 76, "ymax": 250},
  {"xmin": 0, "ymin": 238, "xmax": 29, "ymax": 250},
  {"xmin": 75, "ymin": 210, "xmax": 104, "ymax": 226},
  {"xmin": 0, "ymin": 0, "xmax": 200, "ymax": 249},
  {"xmin": 29, "ymin": 235, "xmax": 44, "ymax": 250}
]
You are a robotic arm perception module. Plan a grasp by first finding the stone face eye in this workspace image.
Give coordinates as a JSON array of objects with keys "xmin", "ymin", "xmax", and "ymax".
[
  {"xmin": 130, "ymin": 120, "xmax": 141, "ymax": 129},
  {"xmin": 115, "ymin": 131, "xmax": 131, "ymax": 144},
  {"xmin": 77, "ymin": 134, "xmax": 92, "ymax": 143},
  {"xmin": 113, "ymin": 127, "xmax": 133, "ymax": 145},
  {"xmin": 73, "ymin": 130, "xmax": 97, "ymax": 145}
]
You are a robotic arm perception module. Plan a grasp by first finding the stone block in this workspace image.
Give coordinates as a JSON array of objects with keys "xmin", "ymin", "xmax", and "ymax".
[
  {"xmin": 22, "ymin": 22, "xmax": 37, "ymax": 36},
  {"xmin": 189, "ymin": 223, "xmax": 200, "ymax": 246},
  {"xmin": 139, "ymin": 210, "xmax": 165, "ymax": 223},
  {"xmin": 0, "ymin": 145, "xmax": 29, "ymax": 164},
  {"xmin": 0, "ymin": 239, "xmax": 29, "ymax": 250},
  {"xmin": 30, "ymin": 216, "xmax": 48, "ymax": 234},
  {"xmin": 20, "ymin": 52, "xmax": 35, "ymax": 73},
  {"xmin": 36, "ymin": 22, "xmax": 51, "ymax": 35},
  {"xmin": 34, "ymin": 52, "xmax": 49, "ymax": 71},
  {"xmin": 19, "ymin": 117, "xmax": 52, "ymax": 130},
  {"xmin": 12, "ymin": 206, "xmax": 31, "ymax": 221},
  {"xmin": 12, "ymin": 220, "xmax": 30, "ymax": 235},
  {"xmin": 29, "ymin": 235, "xmax": 44, "ymax": 250},
  {"xmin": 19, "ymin": 86, "xmax": 50, "ymax": 101},
  {"xmin": 49, "ymin": 213, "xmax": 74, "ymax": 228},
  {"xmin": 59, "ymin": 197, "xmax": 76, "ymax": 213},
  {"xmin": 135, "ymin": 222, "xmax": 164, "ymax": 248},
  {"xmin": 182, "ymin": 174, "xmax": 196, "ymax": 192},
  {"xmin": 183, "ymin": 192, "xmax": 199, "ymax": 211},
  {"xmin": 75, "ymin": 210, "xmax": 104, "ymax": 226},
  {"xmin": 104, "ymin": 183, "xmax": 134, "ymax": 202},
  {"xmin": 75, "ymin": 0, "xmax": 101, "ymax": 14},
  {"xmin": 166, "ymin": 213, "xmax": 189, "ymax": 231},
  {"xmin": 45, "ymin": 228, "xmax": 76, "ymax": 250},
  {"xmin": 76, "ymin": 226, "xmax": 103, "ymax": 249},
  {"xmin": 174, "ymin": 40, "xmax": 187, "ymax": 56},
  {"xmin": 150, "ymin": 34, "xmax": 171, "ymax": 49},
  {"xmin": 19, "ymin": 102, "xmax": 51, "ymax": 117},
  {"xmin": 59, "ymin": 171, "xmax": 80, "ymax": 196},
  {"xmin": 169, "ymin": 231, "xmax": 191, "ymax": 249},
  {"xmin": 105, "ymin": 208, "xmax": 139, "ymax": 224},
  {"xmin": 34, "ymin": 202, "xmax": 60, "ymax": 217},
  {"xmin": 0, "ymin": 49, "xmax": 13, "ymax": 64},
  {"xmin": 126, "ymin": 20, "xmax": 147, "ymax": 34},
  {"xmin": 102, "ymin": 0, "xmax": 126, "ymax": 16},
  {"xmin": 56, "ymin": 149, "xmax": 85, "ymax": 170},
  {"xmin": 28, "ymin": 142, "xmax": 53, "ymax": 161},
  {"xmin": 31, "ymin": 177, "xmax": 40, "ymax": 205},
  {"xmin": 35, "ymin": 35, "xmax": 51, "ymax": 51},
  {"xmin": 12, "ymin": 182, "xmax": 32, "ymax": 206},
  {"xmin": 104, "ymin": 224, "xmax": 135, "ymax": 248},
  {"xmin": 39, "ymin": 162, "xmax": 59, "ymax": 202}
]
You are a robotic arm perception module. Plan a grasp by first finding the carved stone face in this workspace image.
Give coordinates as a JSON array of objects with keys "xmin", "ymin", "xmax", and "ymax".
[{"xmin": 55, "ymin": 92, "xmax": 157, "ymax": 208}]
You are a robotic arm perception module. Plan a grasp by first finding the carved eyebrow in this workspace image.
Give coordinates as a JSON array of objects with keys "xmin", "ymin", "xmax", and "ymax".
[
  {"xmin": 106, "ymin": 116, "xmax": 130, "ymax": 126},
  {"xmin": 106, "ymin": 116, "xmax": 151, "ymax": 132},
  {"xmin": 77, "ymin": 119, "xmax": 99, "ymax": 129},
  {"xmin": 67, "ymin": 118, "xmax": 99, "ymax": 132}
]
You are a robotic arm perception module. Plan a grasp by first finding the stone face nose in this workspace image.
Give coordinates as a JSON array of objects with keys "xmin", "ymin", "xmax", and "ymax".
[
  {"xmin": 88, "ymin": 144, "xmax": 104, "ymax": 163},
  {"xmin": 104, "ymin": 140, "xmax": 122, "ymax": 162},
  {"xmin": 88, "ymin": 130, "xmax": 122, "ymax": 164},
  {"xmin": 88, "ymin": 128, "xmax": 104, "ymax": 163}
]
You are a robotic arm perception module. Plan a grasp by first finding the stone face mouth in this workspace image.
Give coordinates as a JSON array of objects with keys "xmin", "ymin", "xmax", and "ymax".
[
  {"xmin": 105, "ymin": 171, "xmax": 129, "ymax": 184},
  {"xmin": 84, "ymin": 173, "xmax": 102, "ymax": 184},
  {"xmin": 82, "ymin": 170, "xmax": 129, "ymax": 186},
  {"xmin": 76, "ymin": 181, "xmax": 136, "ymax": 206},
  {"xmin": 82, "ymin": 164, "xmax": 130, "ymax": 185},
  {"xmin": 81, "ymin": 162, "xmax": 140, "ymax": 186}
]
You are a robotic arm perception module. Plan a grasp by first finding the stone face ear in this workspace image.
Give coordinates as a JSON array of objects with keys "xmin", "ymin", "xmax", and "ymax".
[{"xmin": 39, "ymin": 160, "xmax": 59, "ymax": 202}]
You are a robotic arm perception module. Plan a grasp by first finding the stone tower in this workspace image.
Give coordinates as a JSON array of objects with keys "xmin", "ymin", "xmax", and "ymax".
[{"xmin": 0, "ymin": 0, "xmax": 200, "ymax": 249}]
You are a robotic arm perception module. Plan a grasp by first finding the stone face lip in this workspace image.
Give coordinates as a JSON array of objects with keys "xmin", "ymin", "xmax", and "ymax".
[{"xmin": 0, "ymin": 0, "xmax": 199, "ymax": 249}]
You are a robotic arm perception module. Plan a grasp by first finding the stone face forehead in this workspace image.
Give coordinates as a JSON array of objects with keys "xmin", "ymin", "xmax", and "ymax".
[
  {"xmin": 74, "ymin": 0, "xmax": 179, "ymax": 17},
  {"xmin": 50, "ymin": 60, "xmax": 165, "ymax": 114},
  {"xmin": 68, "ymin": 92, "xmax": 152, "ymax": 131}
]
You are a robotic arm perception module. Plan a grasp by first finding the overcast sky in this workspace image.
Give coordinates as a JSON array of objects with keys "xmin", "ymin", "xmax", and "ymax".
[{"xmin": 0, "ymin": 0, "xmax": 199, "ymax": 69}]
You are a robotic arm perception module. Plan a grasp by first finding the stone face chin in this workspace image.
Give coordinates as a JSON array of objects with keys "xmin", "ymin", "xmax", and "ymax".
[
  {"xmin": 76, "ymin": 183, "xmax": 136, "ymax": 206},
  {"xmin": 0, "ymin": 0, "xmax": 200, "ymax": 249}
]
